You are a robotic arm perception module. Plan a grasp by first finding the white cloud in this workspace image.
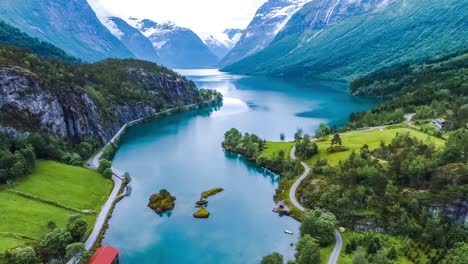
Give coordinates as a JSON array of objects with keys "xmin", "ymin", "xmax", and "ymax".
[{"xmin": 87, "ymin": 0, "xmax": 267, "ymax": 35}]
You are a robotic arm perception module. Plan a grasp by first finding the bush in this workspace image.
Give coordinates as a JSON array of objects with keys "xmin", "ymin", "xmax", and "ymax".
[
  {"xmin": 102, "ymin": 168, "xmax": 113, "ymax": 179},
  {"xmin": 97, "ymin": 159, "xmax": 111, "ymax": 175}
]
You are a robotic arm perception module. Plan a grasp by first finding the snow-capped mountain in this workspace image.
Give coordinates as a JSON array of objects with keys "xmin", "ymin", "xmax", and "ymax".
[
  {"xmin": 103, "ymin": 17, "xmax": 159, "ymax": 63},
  {"xmin": 223, "ymin": 0, "xmax": 468, "ymax": 80},
  {"xmin": 220, "ymin": 0, "xmax": 311, "ymax": 67},
  {"xmin": 127, "ymin": 18, "xmax": 219, "ymax": 69},
  {"xmin": 200, "ymin": 29, "xmax": 243, "ymax": 59}
]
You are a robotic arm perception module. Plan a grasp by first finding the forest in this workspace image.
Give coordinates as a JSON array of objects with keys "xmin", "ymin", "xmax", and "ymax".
[{"xmin": 346, "ymin": 51, "xmax": 468, "ymax": 130}]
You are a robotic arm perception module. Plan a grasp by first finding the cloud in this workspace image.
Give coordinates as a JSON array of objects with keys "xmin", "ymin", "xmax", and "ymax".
[{"xmin": 87, "ymin": 0, "xmax": 267, "ymax": 34}]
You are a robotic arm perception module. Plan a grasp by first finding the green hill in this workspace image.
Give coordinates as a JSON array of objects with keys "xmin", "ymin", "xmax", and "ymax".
[
  {"xmin": 223, "ymin": 0, "xmax": 468, "ymax": 81},
  {"xmin": 0, "ymin": 20, "xmax": 78, "ymax": 63}
]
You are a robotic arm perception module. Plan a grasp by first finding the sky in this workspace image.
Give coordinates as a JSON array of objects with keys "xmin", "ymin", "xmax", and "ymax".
[{"xmin": 87, "ymin": 0, "xmax": 267, "ymax": 35}]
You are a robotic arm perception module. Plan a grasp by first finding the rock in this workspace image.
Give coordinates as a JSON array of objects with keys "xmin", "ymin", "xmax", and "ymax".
[
  {"xmin": 196, "ymin": 199, "xmax": 208, "ymax": 206},
  {"xmin": 147, "ymin": 189, "xmax": 176, "ymax": 215},
  {"xmin": 193, "ymin": 208, "xmax": 210, "ymax": 218},
  {"xmin": 201, "ymin": 188, "xmax": 224, "ymax": 199},
  {"xmin": 0, "ymin": 64, "xmax": 199, "ymax": 144}
]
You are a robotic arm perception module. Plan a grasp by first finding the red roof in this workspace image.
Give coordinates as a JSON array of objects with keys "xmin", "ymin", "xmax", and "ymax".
[{"xmin": 89, "ymin": 246, "xmax": 119, "ymax": 264}]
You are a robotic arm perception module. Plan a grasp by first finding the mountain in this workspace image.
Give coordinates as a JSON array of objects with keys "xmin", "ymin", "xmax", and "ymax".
[
  {"xmin": 223, "ymin": 0, "xmax": 468, "ymax": 80},
  {"xmin": 201, "ymin": 29, "xmax": 243, "ymax": 60},
  {"xmin": 0, "ymin": 0, "xmax": 135, "ymax": 62},
  {"xmin": 127, "ymin": 18, "xmax": 219, "ymax": 69},
  {"xmin": 0, "ymin": 20, "xmax": 79, "ymax": 63},
  {"xmin": 0, "ymin": 44, "xmax": 220, "ymax": 144},
  {"xmin": 103, "ymin": 17, "xmax": 160, "ymax": 63},
  {"xmin": 219, "ymin": 0, "xmax": 311, "ymax": 67}
]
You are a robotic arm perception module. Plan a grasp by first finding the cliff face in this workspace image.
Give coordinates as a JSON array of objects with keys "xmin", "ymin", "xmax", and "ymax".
[{"xmin": 0, "ymin": 65, "xmax": 198, "ymax": 144}]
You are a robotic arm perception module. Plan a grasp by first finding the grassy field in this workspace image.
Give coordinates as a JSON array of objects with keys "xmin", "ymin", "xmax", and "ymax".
[
  {"xmin": 0, "ymin": 160, "xmax": 112, "ymax": 252},
  {"xmin": 306, "ymin": 127, "xmax": 445, "ymax": 166},
  {"xmin": 12, "ymin": 161, "xmax": 112, "ymax": 210},
  {"xmin": 259, "ymin": 141, "xmax": 295, "ymax": 159}
]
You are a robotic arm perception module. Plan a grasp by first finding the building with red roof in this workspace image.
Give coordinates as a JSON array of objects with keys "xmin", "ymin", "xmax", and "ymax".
[{"xmin": 89, "ymin": 246, "xmax": 119, "ymax": 264}]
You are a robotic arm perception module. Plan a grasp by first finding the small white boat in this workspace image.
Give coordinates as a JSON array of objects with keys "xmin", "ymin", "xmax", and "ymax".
[{"xmin": 284, "ymin": 230, "xmax": 294, "ymax": 235}]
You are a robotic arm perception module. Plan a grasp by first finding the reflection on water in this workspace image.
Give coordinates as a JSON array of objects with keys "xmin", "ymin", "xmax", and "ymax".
[{"xmin": 103, "ymin": 69, "xmax": 377, "ymax": 263}]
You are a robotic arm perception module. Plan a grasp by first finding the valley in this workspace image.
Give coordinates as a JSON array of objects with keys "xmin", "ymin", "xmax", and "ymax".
[{"xmin": 0, "ymin": 0, "xmax": 466, "ymax": 263}]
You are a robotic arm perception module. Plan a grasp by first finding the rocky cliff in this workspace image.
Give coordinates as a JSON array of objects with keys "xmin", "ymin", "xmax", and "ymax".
[{"xmin": 0, "ymin": 47, "xmax": 201, "ymax": 144}]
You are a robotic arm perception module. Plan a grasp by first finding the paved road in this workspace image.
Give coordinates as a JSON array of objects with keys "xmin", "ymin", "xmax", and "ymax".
[
  {"xmin": 84, "ymin": 151, "xmax": 123, "ymax": 250},
  {"xmin": 289, "ymin": 146, "xmax": 342, "ymax": 264},
  {"xmin": 288, "ymin": 146, "xmax": 308, "ymax": 211}
]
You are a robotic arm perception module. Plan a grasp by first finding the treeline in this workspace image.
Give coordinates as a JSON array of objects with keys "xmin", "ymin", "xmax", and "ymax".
[
  {"xmin": 1, "ymin": 215, "xmax": 91, "ymax": 264},
  {"xmin": 0, "ymin": 20, "xmax": 79, "ymax": 63},
  {"xmin": 298, "ymin": 131, "xmax": 467, "ymax": 263},
  {"xmin": 347, "ymin": 51, "xmax": 468, "ymax": 130},
  {"xmin": 222, "ymin": 128, "xmax": 302, "ymax": 179},
  {"xmin": 0, "ymin": 132, "xmax": 99, "ymax": 183}
]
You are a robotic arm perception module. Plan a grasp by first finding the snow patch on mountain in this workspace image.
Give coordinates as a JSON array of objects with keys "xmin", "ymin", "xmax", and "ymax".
[
  {"xmin": 220, "ymin": 0, "xmax": 312, "ymax": 67},
  {"xmin": 200, "ymin": 29, "xmax": 243, "ymax": 59},
  {"xmin": 102, "ymin": 18, "xmax": 124, "ymax": 39}
]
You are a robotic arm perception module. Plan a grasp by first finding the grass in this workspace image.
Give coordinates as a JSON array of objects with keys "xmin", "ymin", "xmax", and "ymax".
[
  {"xmin": 0, "ymin": 237, "xmax": 25, "ymax": 253},
  {"xmin": 12, "ymin": 160, "xmax": 112, "ymax": 210},
  {"xmin": 320, "ymin": 243, "xmax": 335, "ymax": 264},
  {"xmin": 306, "ymin": 127, "xmax": 445, "ymax": 166},
  {"xmin": 260, "ymin": 141, "xmax": 295, "ymax": 159},
  {"xmin": 0, "ymin": 160, "xmax": 112, "ymax": 252}
]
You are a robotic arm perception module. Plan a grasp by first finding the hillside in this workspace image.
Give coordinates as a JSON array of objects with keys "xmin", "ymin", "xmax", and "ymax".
[
  {"xmin": 347, "ymin": 51, "xmax": 468, "ymax": 130},
  {"xmin": 0, "ymin": 45, "xmax": 220, "ymax": 144},
  {"xmin": 222, "ymin": 0, "xmax": 468, "ymax": 80},
  {"xmin": 0, "ymin": 20, "xmax": 79, "ymax": 63},
  {"xmin": 0, "ymin": 0, "xmax": 135, "ymax": 62}
]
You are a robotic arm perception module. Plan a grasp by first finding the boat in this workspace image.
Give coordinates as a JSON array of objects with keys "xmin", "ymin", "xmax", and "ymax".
[{"xmin": 284, "ymin": 230, "xmax": 294, "ymax": 235}]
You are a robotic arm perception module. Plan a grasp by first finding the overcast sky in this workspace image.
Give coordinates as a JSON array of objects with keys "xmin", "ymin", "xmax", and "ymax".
[{"xmin": 87, "ymin": 0, "xmax": 267, "ymax": 35}]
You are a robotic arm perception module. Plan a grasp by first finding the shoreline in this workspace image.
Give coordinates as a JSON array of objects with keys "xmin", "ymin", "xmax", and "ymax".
[{"xmin": 68, "ymin": 99, "xmax": 221, "ymax": 262}]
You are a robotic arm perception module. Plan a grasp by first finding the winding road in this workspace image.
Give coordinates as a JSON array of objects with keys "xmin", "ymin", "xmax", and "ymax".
[{"xmin": 289, "ymin": 146, "xmax": 343, "ymax": 264}]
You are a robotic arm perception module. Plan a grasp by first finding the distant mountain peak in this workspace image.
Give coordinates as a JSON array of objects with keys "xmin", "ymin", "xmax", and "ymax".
[
  {"xmin": 124, "ymin": 17, "xmax": 219, "ymax": 68},
  {"xmin": 200, "ymin": 29, "xmax": 243, "ymax": 59},
  {"xmin": 220, "ymin": 0, "xmax": 311, "ymax": 67}
]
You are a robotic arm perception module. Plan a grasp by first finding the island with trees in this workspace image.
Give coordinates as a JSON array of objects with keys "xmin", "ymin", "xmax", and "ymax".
[{"xmin": 147, "ymin": 189, "xmax": 176, "ymax": 215}]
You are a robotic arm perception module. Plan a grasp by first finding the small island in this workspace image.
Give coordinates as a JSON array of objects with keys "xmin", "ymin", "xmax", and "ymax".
[
  {"xmin": 147, "ymin": 189, "xmax": 176, "ymax": 215},
  {"xmin": 193, "ymin": 207, "xmax": 210, "ymax": 218},
  {"xmin": 201, "ymin": 188, "xmax": 224, "ymax": 198},
  {"xmin": 196, "ymin": 199, "xmax": 208, "ymax": 206}
]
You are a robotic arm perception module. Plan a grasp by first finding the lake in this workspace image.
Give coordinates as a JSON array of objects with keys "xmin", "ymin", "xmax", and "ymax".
[{"xmin": 103, "ymin": 69, "xmax": 376, "ymax": 263}]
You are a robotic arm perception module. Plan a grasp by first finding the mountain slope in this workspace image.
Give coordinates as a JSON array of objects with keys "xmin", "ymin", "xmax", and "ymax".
[
  {"xmin": 346, "ymin": 50, "xmax": 468, "ymax": 130},
  {"xmin": 0, "ymin": 20, "xmax": 79, "ymax": 63},
  {"xmin": 219, "ymin": 0, "xmax": 311, "ymax": 67},
  {"xmin": 104, "ymin": 17, "xmax": 159, "ymax": 63},
  {"xmin": 0, "ymin": 0, "xmax": 135, "ymax": 62},
  {"xmin": 128, "ymin": 18, "xmax": 219, "ymax": 69},
  {"xmin": 223, "ymin": 0, "xmax": 468, "ymax": 80},
  {"xmin": 201, "ymin": 29, "xmax": 242, "ymax": 60}
]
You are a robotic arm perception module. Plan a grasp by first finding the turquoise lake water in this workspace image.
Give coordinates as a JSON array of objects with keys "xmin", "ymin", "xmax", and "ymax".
[{"xmin": 103, "ymin": 70, "xmax": 376, "ymax": 263}]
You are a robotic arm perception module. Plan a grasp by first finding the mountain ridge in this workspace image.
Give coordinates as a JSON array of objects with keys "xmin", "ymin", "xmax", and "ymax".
[{"xmin": 222, "ymin": 0, "xmax": 468, "ymax": 81}]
